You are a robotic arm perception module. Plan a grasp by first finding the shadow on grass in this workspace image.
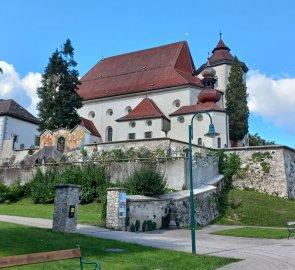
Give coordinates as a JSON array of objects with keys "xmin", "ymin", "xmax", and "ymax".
[{"xmin": 0, "ymin": 221, "xmax": 238, "ymax": 270}]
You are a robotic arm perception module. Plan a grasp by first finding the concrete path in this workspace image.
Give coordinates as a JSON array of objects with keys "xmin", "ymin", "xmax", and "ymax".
[{"xmin": 1, "ymin": 215, "xmax": 295, "ymax": 270}]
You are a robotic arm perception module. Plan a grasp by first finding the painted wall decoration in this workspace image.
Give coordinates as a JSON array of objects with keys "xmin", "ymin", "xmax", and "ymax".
[
  {"xmin": 40, "ymin": 126, "xmax": 86, "ymax": 153},
  {"xmin": 67, "ymin": 126, "xmax": 85, "ymax": 151}
]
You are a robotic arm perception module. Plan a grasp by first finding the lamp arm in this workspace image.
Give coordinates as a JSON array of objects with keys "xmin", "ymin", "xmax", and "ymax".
[{"xmin": 190, "ymin": 111, "xmax": 213, "ymax": 139}]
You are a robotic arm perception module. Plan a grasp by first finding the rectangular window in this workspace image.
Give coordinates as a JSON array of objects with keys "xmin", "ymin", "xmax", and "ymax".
[
  {"xmin": 144, "ymin": 132, "xmax": 152, "ymax": 139},
  {"xmin": 128, "ymin": 133, "xmax": 136, "ymax": 140}
]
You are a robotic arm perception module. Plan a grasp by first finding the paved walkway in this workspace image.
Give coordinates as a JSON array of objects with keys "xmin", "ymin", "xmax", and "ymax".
[{"xmin": 1, "ymin": 215, "xmax": 295, "ymax": 270}]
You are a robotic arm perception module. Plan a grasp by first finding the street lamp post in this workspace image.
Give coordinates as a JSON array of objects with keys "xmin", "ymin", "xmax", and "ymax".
[{"xmin": 188, "ymin": 111, "xmax": 219, "ymax": 254}]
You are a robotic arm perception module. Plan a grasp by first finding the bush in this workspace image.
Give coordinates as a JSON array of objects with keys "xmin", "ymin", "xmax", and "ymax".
[
  {"xmin": 218, "ymin": 151, "xmax": 240, "ymax": 189},
  {"xmin": 27, "ymin": 163, "xmax": 110, "ymax": 205},
  {"xmin": 0, "ymin": 182, "xmax": 25, "ymax": 203},
  {"xmin": 0, "ymin": 183, "xmax": 9, "ymax": 203},
  {"xmin": 29, "ymin": 168, "xmax": 61, "ymax": 203},
  {"xmin": 126, "ymin": 162, "xmax": 166, "ymax": 196}
]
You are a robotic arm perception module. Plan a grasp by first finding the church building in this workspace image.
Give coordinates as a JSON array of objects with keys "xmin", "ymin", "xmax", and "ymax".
[{"xmin": 77, "ymin": 36, "xmax": 248, "ymax": 148}]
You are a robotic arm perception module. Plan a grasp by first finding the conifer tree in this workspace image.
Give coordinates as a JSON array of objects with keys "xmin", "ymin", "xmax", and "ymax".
[
  {"xmin": 37, "ymin": 39, "xmax": 82, "ymax": 131},
  {"xmin": 225, "ymin": 56, "xmax": 249, "ymax": 146}
]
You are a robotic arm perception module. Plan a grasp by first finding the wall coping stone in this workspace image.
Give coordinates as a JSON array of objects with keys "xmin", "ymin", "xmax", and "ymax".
[
  {"xmin": 127, "ymin": 185, "xmax": 217, "ymax": 202},
  {"xmin": 224, "ymin": 144, "xmax": 295, "ymax": 153}
]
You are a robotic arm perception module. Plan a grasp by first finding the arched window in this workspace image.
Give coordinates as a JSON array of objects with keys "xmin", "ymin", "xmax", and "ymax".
[
  {"xmin": 218, "ymin": 137, "xmax": 221, "ymax": 148},
  {"xmin": 197, "ymin": 138, "xmax": 202, "ymax": 146},
  {"xmin": 57, "ymin": 136, "xmax": 65, "ymax": 153},
  {"xmin": 106, "ymin": 126, "xmax": 113, "ymax": 142}
]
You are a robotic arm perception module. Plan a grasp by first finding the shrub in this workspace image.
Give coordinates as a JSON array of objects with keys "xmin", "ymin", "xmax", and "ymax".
[
  {"xmin": 0, "ymin": 183, "xmax": 9, "ymax": 203},
  {"xmin": 126, "ymin": 162, "xmax": 166, "ymax": 196},
  {"xmin": 29, "ymin": 168, "xmax": 62, "ymax": 203},
  {"xmin": 0, "ymin": 182, "xmax": 25, "ymax": 203},
  {"xmin": 218, "ymin": 151, "xmax": 240, "ymax": 189}
]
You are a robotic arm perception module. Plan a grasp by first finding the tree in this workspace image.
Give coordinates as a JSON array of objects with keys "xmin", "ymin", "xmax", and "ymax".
[
  {"xmin": 249, "ymin": 133, "xmax": 275, "ymax": 146},
  {"xmin": 225, "ymin": 56, "xmax": 249, "ymax": 147},
  {"xmin": 37, "ymin": 39, "xmax": 82, "ymax": 131},
  {"xmin": 0, "ymin": 67, "xmax": 2, "ymax": 74}
]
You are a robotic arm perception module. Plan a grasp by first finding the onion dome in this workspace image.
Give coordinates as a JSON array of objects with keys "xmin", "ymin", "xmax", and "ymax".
[
  {"xmin": 201, "ymin": 59, "xmax": 217, "ymax": 88},
  {"xmin": 201, "ymin": 59, "xmax": 216, "ymax": 78},
  {"xmin": 198, "ymin": 89, "xmax": 221, "ymax": 103}
]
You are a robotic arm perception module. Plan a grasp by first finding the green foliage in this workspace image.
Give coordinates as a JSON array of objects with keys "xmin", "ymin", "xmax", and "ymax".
[
  {"xmin": 251, "ymin": 152, "xmax": 272, "ymax": 174},
  {"xmin": 28, "ymin": 148, "xmax": 35, "ymax": 155},
  {"xmin": 37, "ymin": 39, "xmax": 82, "ymax": 131},
  {"xmin": 0, "ymin": 183, "xmax": 9, "ymax": 203},
  {"xmin": 29, "ymin": 168, "xmax": 60, "ymax": 203},
  {"xmin": 249, "ymin": 133, "xmax": 275, "ymax": 146},
  {"xmin": 28, "ymin": 164, "xmax": 110, "ymax": 204},
  {"xmin": 126, "ymin": 162, "xmax": 166, "ymax": 196},
  {"xmin": 218, "ymin": 151, "xmax": 241, "ymax": 189},
  {"xmin": 80, "ymin": 149, "xmax": 88, "ymax": 156},
  {"xmin": 225, "ymin": 57, "xmax": 249, "ymax": 145}
]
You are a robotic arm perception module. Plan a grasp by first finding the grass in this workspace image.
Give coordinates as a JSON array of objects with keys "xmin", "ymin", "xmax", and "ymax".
[
  {"xmin": 215, "ymin": 189, "xmax": 295, "ymax": 227},
  {"xmin": 212, "ymin": 227, "xmax": 289, "ymax": 239},
  {"xmin": 0, "ymin": 198, "xmax": 103, "ymax": 226},
  {"xmin": 0, "ymin": 221, "xmax": 237, "ymax": 270}
]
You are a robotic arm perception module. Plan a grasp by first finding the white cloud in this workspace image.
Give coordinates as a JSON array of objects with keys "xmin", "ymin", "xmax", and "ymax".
[
  {"xmin": 0, "ymin": 61, "xmax": 41, "ymax": 116},
  {"xmin": 247, "ymin": 70, "xmax": 295, "ymax": 134}
]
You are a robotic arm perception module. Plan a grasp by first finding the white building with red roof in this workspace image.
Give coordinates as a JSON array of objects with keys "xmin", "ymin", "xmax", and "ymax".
[{"xmin": 77, "ymin": 36, "xmax": 248, "ymax": 148}]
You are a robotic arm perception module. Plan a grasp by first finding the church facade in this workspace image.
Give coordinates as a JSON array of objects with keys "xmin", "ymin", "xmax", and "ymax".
[{"xmin": 77, "ymin": 37, "xmax": 248, "ymax": 148}]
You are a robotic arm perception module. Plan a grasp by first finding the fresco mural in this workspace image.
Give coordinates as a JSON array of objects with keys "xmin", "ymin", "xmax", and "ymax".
[
  {"xmin": 67, "ymin": 126, "xmax": 85, "ymax": 151},
  {"xmin": 40, "ymin": 126, "xmax": 86, "ymax": 153}
]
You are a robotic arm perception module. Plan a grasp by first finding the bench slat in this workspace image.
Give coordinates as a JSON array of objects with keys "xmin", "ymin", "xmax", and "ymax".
[{"xmin": 0, "ymin": 248, "xmax": 81, "ymax": 268}]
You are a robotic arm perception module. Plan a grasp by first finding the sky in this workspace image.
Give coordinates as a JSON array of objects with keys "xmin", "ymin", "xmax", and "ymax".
[{"xmin": 0, "ymin": 0, "xmax": 295, "ymax": 148}]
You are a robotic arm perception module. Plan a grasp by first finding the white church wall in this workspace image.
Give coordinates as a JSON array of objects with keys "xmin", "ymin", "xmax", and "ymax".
[
  {"xmin": 169, "ymin": 111, "xmax": 228, "ymax": 148},
  {"xmin": 5, "ymin": 116, "xmax": 39, "ymax": 149},
  {"xmin": 79, "ymin": 85, "xmax": 201, "ymax": 142},
  {"xmin": 116, "ymin": 118, "xmax": 163, "ymax": 141},
  {"xmin": 0, "ymin": 116, "xmax": 6, "ymax": 150}
]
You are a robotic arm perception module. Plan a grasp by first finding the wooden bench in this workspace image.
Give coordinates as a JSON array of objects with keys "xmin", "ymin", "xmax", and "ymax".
[
  {"xmin": 287, "ymin": 221, "xmax": 295, "ymax": 239},
  {"xmin": 0, "ymin": 245, "xmax": 100, "ymax": 269}
]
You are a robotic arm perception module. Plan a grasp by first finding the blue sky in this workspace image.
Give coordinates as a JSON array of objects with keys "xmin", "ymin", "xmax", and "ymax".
[{"xmin": 1, "ymin": 0, "xmax": 295, "ymax": 147}]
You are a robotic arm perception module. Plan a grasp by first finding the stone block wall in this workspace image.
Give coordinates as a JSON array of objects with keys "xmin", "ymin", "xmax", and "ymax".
[
  {"xmin": 124, "ymin": 187, "xmax": 219, "ymax": 232},
  {"xmin": 225, "ymin": 146, "xmax": 295, "ymax": 198}
]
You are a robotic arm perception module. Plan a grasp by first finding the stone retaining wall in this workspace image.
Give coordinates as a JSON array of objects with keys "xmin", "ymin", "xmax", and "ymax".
[
  {"xmin": 125, "ymin": 187, "xmax": 219, "ymax": 232},
  {"xmin": 225, "ymin": 145, "xmax": 295, "ymax": 198}
]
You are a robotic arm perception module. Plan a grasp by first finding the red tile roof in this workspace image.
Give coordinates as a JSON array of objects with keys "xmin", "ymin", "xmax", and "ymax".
[
  {"xmin": 195, "ymin": 38, "xmax": 248, "ymax": 75},
  {"xmin": 80, "ymin": 118, "xmax": 101, "ymax": 137},
  {"xmin": 116, "ymin": 97, "xmax": 169, "ymax": 121},
  {"xmin": 169, "ymin": 102, "xmax": 225, "ymax": 116},
  {"xmin": 78, "ymin": 42, "xmax": 203, "ymax": 100}
]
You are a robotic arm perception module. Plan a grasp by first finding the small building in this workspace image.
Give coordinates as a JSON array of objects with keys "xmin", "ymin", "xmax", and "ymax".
[
  {"xmin": 0, "ymin": 99, "xmax": 39, "ymax": 150},
  {"xmin": 39, "ymin": 120, "xmax": 101, "ymax": 154}
]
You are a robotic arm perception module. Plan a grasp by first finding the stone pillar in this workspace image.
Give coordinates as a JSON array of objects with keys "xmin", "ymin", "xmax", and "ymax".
[
  {"xmin": 106, "ymin": 188, "xmax": 127, "ymax": 230},
  {"xmin": 52, "ymin": 184, "xmax": 80, "ymax": 233}
]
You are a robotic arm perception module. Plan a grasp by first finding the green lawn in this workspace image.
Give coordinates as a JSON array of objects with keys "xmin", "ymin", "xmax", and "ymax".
[
  {"xmin": 0, "ymin": 222, "xmax": 237, "ymax": 270},
  {"xmin": 212, "ymin": 227, "xmax": 289, "ymax": 239},
  {"xmin": 0, "ymin": 198, "xmax": 103, "ymax": 226},
  {"xmin": 215, "ymin": 189, "xmax": 295, "ymax": 227}
]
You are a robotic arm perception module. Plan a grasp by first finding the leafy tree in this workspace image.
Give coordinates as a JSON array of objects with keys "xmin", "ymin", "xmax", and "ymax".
[
  {"xmin": 0, "ymin": 67, "xmax": 2, "ymax": 73},
  {"xmin": 249, "ymin": 133, "xmax": 275, "ymax": 146},
  {"xmin": 225, "ymin": 56, "xmax": 249, "ymax": 147},
  {"xmin": 37, "ymin": 39, "xmax": 82, "ymax": 131}
]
